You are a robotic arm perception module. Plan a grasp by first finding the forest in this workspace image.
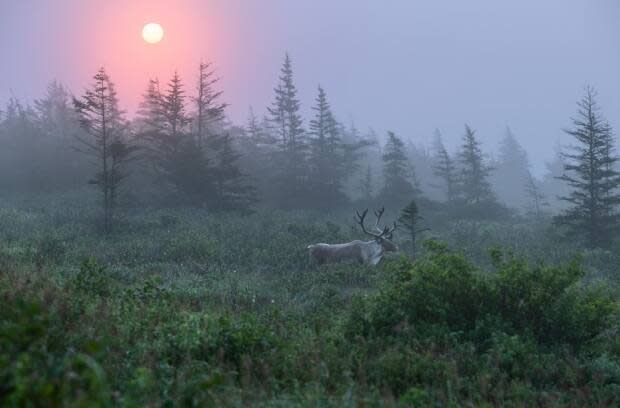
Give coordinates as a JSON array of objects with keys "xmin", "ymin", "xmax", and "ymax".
[{"xmin": 1, "ymin": 51, "xmax": 620, "ymax": 407}]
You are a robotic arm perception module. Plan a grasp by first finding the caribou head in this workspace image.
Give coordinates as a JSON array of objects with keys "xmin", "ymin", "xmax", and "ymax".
[{"xmin": 308, "ymin": 207, "xmax": 398, "ymax": 266}]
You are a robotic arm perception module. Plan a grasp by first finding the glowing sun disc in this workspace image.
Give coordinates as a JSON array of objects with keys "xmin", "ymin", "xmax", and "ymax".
[{"xmin": 142, "ymin": 23, "xmax": 164, "ymax": 44}]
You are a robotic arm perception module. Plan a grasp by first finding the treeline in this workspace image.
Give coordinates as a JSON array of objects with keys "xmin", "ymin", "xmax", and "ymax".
[{"xmin": 0, "ymin": 55, "xmax": 619, "ymax": 247}]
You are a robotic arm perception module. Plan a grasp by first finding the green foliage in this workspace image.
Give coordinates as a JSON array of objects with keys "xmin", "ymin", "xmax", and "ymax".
[
  {"xmin": 341, "ymin": 242, "xmax": 620, "ymax": 402},
  {"xmin": 0, "ymin": 299, "xmax": 111, "ymax": 406},
  {"xmin": 1, "ymin": 205, "xmax": 619, "ymax": 406},
  {"xmin": 71, "ymin": 257, "xmax": 111, "ymax": 296},
  {"xmin": 349, "ymin": 242, "xmax": 616, "ymax": 349},
  {"xmin": 457, "ymin": 124, "xmax": 495, "ymax": 205},
  {"xmin": 398, "ymin": 200, "xmax": 427, "ymax": 257},
  {"xmin": 381, "ymin": 131, "xmax": 420, "ymax": 206},
  {"xmin": 555, "ymin": 86, "xmax": 620, "ymax": 248}
]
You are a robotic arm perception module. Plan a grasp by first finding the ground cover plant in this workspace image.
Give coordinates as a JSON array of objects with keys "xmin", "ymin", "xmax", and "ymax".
[{"xmin": 1, "ymin": 202, "xmax": 619, "ymax": 406}]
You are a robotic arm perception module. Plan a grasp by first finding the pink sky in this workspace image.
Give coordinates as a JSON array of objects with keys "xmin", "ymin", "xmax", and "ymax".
[{"xmin": 2, "ymin": 0, "xmax": 620, "ymax": 175}]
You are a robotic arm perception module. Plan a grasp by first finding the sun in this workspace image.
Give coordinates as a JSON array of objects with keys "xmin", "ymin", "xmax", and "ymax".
[{"xmin": 142, "ymin": 23, "xmax": 164, "ymax": 44}]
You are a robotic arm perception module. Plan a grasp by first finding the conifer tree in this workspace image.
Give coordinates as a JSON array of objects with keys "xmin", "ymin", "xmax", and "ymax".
[
  {"xmin": 381, "ymin": 131, "xmax": 420, "ymax": 205},
  {"xmin": 73, "ymin": 68, "xmax": 137, "ymax": 233},
  {"xmin": 398, "ymin": 200, "xmax": 429, "ymax": 259},
  {"xmin": 457, "ymin": 125, "xmax": 494, "ymax": 205},
  {"xmin": 138, "ymin": 74, "xmax": 189, "ymax": 166},
  {"xmin": 161, "ymin": 71, "xmax": 189, "ymax": 151},
  {"xmin": 307, "ymin": 86, "xmax": 348, "ymax": 207},
  {"xmin": 0, "ymin": 98, "xmax": 45, "ymax": 191},
  {"xmin": 555, "ymin": 86, "xmax": 620, "ymax": 248},
  {"xmin": 137, "ymin": 78, "xmax": 165, "ymax": 133},
  {"xmin": 211, "ymin": 133, "xmax": 257, "ymax": 211},
  {"xmin": 494, "ymin": 128, "xmax": 530, "ymax": 209},
  {"xmin": 34, "ymin": 81, "xmax": 75, "ymax": 144},
  {"xmin": 245, "ymin": 107, "xmax": 263, "ymax": 141},
  {"xmin": 267, "ymin": 53, "xmax": 308, "ymax": 208},
  {"xmin": 32, "ymin": 81, "xmax": 84, "ymax": 190},
  {"xmin": 193, "ymin": 61, "xmax": 227, "ymax": 147},
  {"xmin": 138, "ymin": 72, "xmax": 218, "ymax": 206},
  {"xmin": 432, "ymin": 130, "xmax": 457, "ymax": 203}
]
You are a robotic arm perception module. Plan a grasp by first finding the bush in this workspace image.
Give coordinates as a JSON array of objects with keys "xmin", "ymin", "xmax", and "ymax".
[
  {"xmin": 348, "ymin": 241, "xmax": 617, "ymax": 351},
  {"xmin": 1, "ymin": 202, "xmax": 619, "ymax": 405},
  {"xmin": 0, "ymin": 298, "xmax": 111, "ymax": 406},
  {"xmin": 71, "ymin": 257, "xmax": 111, "ymax": 296}
]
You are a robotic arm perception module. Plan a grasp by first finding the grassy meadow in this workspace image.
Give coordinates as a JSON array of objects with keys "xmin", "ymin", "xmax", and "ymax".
[{"xmin": 1, "ymin": 192, "xmax": 620, "ymax": 407}]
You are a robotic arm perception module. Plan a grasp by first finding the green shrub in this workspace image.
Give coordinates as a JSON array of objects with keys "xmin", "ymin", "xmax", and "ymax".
[
  {"xmin": 348, "ymin": 241, "xmax": 617, "ymax": 351},
  {"xmin": 1, "ymin": 202, "xmax": 620, "ymax": 406},
  {"xmin": 71, "ymin": 257, "xmax": 111, "ymax": 296},
  {"xmin": 400, "ymin": 386, "xmax": 431, "ymax": 407},
  {"xmin": 0, "ymin": 298, "xmax": 111, "ymax": 406}
]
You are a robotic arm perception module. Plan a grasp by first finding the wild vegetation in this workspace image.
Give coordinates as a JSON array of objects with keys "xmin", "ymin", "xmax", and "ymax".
[
  {"xmin": 1, "ymin": 54, "xmax": 620, "ymax": 406},
  {"xmin": 1, "ymin": 203, "xmax": 619, "ymax": 406}
]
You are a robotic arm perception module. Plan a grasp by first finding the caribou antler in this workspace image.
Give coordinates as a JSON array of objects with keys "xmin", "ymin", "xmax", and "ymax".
[
  {"xmin": 356, "ymin": 208, "xmax": 397, "ymax": 239},
  {"xmin": 374, "ymin": 207, "xmax": 385, "ymax": 234},
  {"xmin": 356, "ymin": 209, "xmax": 379, "ymax": 238}
]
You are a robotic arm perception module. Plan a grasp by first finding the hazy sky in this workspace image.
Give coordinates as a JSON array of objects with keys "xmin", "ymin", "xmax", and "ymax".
[{"xmin": 1, "ymin": 0, "xmax": 619, "ymax": 174}]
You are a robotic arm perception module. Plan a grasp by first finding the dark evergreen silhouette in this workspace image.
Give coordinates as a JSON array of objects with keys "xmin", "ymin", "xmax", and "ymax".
[
  {"xmin": 398, "ymin": 200, "xmax": 429, "ymax": 258},
  {"xmin": 457, "ymin": 125, "xmax": 495, "ymax": 205},
  {"xmin": 267, "ymin": 53, "xmax": 309, "ymax": 208},
  {"xmin": 381, "ymin": 131, "xmax": 420, "ymax": 206},
  {"xmin": 138, "ymin": 72, "xmax": 218, "ymax": 206},
  {"xmin": 431, "ymin": 130, "xmax": 457, "ymax": 203},
  {"xmin": 34, "ymin": 81, "xmax": 84, "ymax": 190},
  {"xmin": 554, "ymin": 86, "xmax": 620, "ymax": 248},
  {"xmin": 211, "ymin": 133, "xmax": 257, "ymax": 211},
  {"xmin": 493, "ymin": 128, "xmax": 530, "ymax": 209},
  {"xmin": 193, "ymin": 61, "xmax": 227, "ymax": 148},
  {"xmin": 307, "ymin": 86, "xmax": 349, "ymax": 208},
  {"xmin": 0, "ymin": 97, "xmax": 53, "ymax": 192},
  {"xmin": 73, "ymin": 68, "xmax": 137, "ymax": 233}
]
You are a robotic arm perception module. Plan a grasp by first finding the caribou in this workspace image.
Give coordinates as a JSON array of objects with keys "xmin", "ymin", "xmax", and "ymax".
[{"xmin": 308, "ymin": 208, "xmax": 398, "ymax": 266}]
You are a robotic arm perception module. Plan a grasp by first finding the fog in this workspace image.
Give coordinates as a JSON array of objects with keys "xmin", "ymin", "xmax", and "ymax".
[
  {"xmin": 4, "ymin": 2, "xmax": 620, "ymax": 405},
  {"xmin": 2, "ymin": 0, "xmax": 620, "ymax": 174}
]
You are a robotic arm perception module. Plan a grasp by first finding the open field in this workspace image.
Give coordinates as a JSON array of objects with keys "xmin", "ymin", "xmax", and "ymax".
[{"xmin": 1, "ymin": 194, "xmax": 619, "ymax": 406}]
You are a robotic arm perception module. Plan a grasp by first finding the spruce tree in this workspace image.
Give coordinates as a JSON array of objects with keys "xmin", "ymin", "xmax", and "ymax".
[
  {"xmin": 33, "ymin": 81, "xmax": 84, "ymax": 190},
  {"xmin": 136, "ymin": 78, "xmax": 165, "ymax": 134},
  {"xmin": 73, "ymin": 68, "xmax": 137, "ymax": 233},
  {"xmin": 193, "ymin": 61, "xmax": 227, "ymax": 147},
  {"xmin": 245, "ymin": 107, "xmax": 263, "ymax": 141},
  {"xmin": 381, "ymin": 131, "xmax": 420, "ymax": 205},
  {"xmin": 34, "ymin": 81, "xmax": 75, "ymax": 144},
  {"xmin": 161, "ymin": 71, "xmax": 189, "ymax": 152},
  {"xmin": 307, "ymin": 86, "xmax": 348, "ymax": 207},
  {"xmin": 555, "ymin": 86, "xmax": 620, "ymax": 248},
  {"xmin": 211, "ymin": 133, "xmax": 257, "ymax": 211},
  {"xmin": 0, "ymin": 98, "xmax": 45, "ymax": 191},
  {"xmin": 267, "ymin": 53, "xmax": 308, "ymax": 208},
  {"xmin": 494, "ymin": 128, "xmax": 530, "ymax": 209},
  {"xmin": 398, "ymin": 200, "xmax": 429, "ymax": 259},
  {"xmin": 139, "ymin": 72, "xmax": 214, "ymax": 204},
  {"xmin": 432, "ymin": 130, "xmax": 457, "ymax": 203},
  {"xmin": 457, "ymin": 125, "xmax": 494, "ymax": 205},
  {"xmin": 138, "ymin": 74, "xmax": 189, "ymax": 168}
]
